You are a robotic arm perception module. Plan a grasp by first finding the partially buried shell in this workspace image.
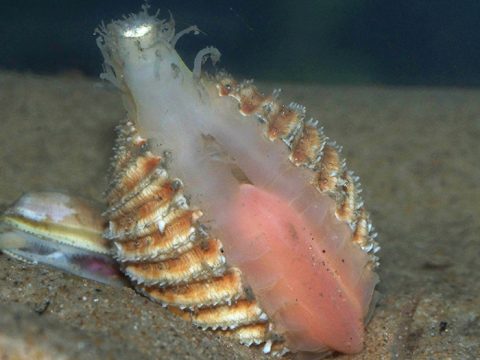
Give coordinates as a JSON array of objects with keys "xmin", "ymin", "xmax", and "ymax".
[
  {"xmin": 0, "ymin": 192, "xmax": 125, "ymax": 287},
  {"xmin": 97, "ymin": 8, "xmax": 379, "ymax": 357}
]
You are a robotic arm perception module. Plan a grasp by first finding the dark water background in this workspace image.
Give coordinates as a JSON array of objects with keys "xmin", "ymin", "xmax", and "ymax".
[{"xmin": 1, "ymin": 0, "xmax": 480, "ymax": 86}]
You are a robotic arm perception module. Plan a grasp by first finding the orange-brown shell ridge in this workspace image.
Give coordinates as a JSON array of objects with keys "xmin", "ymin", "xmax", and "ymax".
[
  {"xmin": 103, "ymin": 120, "xmax": 284, "ymax": 354},
  {"xmin": 99, "ymin": 8, "xmax": 379, "ymax": 357}
]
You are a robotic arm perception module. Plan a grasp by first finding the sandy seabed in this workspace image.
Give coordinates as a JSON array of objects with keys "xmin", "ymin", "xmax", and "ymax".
[{"xmin": 0, "ymin": 71, "xmax": 478, "ymax": 359}]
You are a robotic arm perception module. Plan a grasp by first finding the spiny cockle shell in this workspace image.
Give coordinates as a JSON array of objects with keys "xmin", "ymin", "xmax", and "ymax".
[{"xmin": 95, "ymin": 8, "xmax": 379, "ymax": 357}]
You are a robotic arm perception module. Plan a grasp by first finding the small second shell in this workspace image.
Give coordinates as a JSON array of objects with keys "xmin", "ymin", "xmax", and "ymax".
[{"xmin": 0, "ymin": 192, "xmax": 125, "ymax": 287}]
